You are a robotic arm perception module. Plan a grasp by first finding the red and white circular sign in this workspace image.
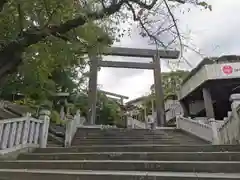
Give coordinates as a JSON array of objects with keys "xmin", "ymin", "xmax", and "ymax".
[{"xmin": 222, "ymin": 65, "xmax": 233, "ymax": 75}]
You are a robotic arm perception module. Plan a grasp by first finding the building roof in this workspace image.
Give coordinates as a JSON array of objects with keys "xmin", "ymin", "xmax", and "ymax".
[{"xmin": 181, "ymin": 55, "xmax": 240, "ymax": 86}]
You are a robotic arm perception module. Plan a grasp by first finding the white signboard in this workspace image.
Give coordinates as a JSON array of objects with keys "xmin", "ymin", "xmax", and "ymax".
[{"xmin": 220, "ymin": 63, "xmax": 240, "ymax": 76}]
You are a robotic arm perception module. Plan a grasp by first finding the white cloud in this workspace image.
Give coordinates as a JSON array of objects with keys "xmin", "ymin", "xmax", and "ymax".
[{"xmin": 98, "ymin": 0, "xmax": 240, "ymax": 101}]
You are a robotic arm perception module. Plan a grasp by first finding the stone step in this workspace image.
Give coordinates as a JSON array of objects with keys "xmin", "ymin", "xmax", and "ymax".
[
  {"xmin": 72, "ymin": 137, "xmax": 206, "ymax": 144},
  {"xmin": 2, "ymin": 169, "xmax": 240, "ymax": 180},
  {"xmin": 70, "ymin": 142, "xmax": 182, "ymax": 146},
  {"xmin": 74, "ymin": 134, "xmax": 175, "ymax": 138},
  {"xmin": 74, "ymin": 134, "xmax": 204, "ymax": 140},
  {"xmin": 18, "ymin": 152, "xmax": 240, "ymax": 161},
  {"xmin": 76, "ymin": 129, "xmax": 165, "ymax": 132},
  {"xmin": 73, "ymin": 129, "xmax": 208, "ymax": 145},
  {"xmin": 72, "ymin": 139, "xmax": 207, "ymax": 146},
  {"xmin": 72, "ymin": 138, "xmax": 202, "ymax": 142},
  {"xmin": 74, "ymin": 134, "xmax": 174, "ymax": 139},
  {"xmin": 33, "ymin": 145, "xmax": 240, "ymax": 153},
  {"xmin": 75, "ymin": 128, "xmax": 159, "ymax": 132},
  {"xmin": 1, "ymin": 160, "xmax": 240, "ymax": 173},
  {"xmin": 73, "ymin": 129, "xmax": 178, "ymax": 135},
  {"xmin": 47, "ymin": 143, "xmax": 64, "ymax": 147},
  {"xmin": 72, "ymin": 138, "xmax": 180, "ymax": 142},
  {"xmin": 71, "ymin": 140, "xmax": 182, "ymax": 145},
  {"xmin": 75, "ymin": 137, "xmax": 169, "ymax": 140},
  {"xmin": 1, "ymin": 169, "xmax": 240, "ymax": 180},
  {"xmin": 74, "ymin": 136, "xmax": 175, "ymax": 139},
  {"xmin": 77, "ymin": 129, "xmax": 171, "ymax": 135}
]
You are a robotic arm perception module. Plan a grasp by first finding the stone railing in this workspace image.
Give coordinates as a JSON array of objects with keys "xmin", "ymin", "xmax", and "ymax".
[
  {"xmin": 127, "ymin": 117, "xmax": 146, "ymax": 129},
  {"xmin": 216, "ymin": 94, "xmax": 240, "ymax": 144},
  {"xmin": 0, "ymin": 110, "xmax": 50, "ymax": 155},
  {"xmin": 176, "ymin": 116, "xmax": 213, "ymax": 142},
  {"xmin": 177, "ymin": 94, "xmax": 240, "ymax": 144}
]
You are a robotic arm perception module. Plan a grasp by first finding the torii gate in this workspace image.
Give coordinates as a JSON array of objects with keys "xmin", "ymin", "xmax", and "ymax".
[
  {"xmin": 88, "ymin": 47, "xmax": 179, "ymax": 127},
  {"xmin": 99, "ymin": 90, "xmax": 129, "ymax": 105}
]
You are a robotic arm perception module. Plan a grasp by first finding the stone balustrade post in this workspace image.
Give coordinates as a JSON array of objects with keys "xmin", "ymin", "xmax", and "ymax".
[
  {"xmin": 65, "ymin": 119, "xmax": 72, "ymax": 147},
  {"xmin": 20, "ymin": 113, "xmax": 31, "ymax": 145},
  {"xmin": 145, "ymin": 116, "xmax": 148, "ymax": 129},
  {"xmin": 127, "ymin": 116, "xmax": 131, "ymax": 129},
  {"xmin": 230, "ymin": 94, "xmax": 240, "ymax": 110},
  {"xmin": 230, "ymin": 94, "xmax": 240, "ymax": 126},
  {"xmin": 39, "ymin": 109, "xmax": 51, "ymax": 148},
  {"xmin": 75, "ymin": 110, "xmax": 81, "ymax": 127},
  {"xmin": 65, "ymin": 114, "xmax": 76, "ymax": 147},
  {"xmin": 209, "ymin": 118, "xmax": 220, "ymax": 144},
  {"xmin": 176, "ymin": 115, "xmax": 180, "ymax": 129},
  {"xmin": 131, "ymin": 117, "xmax": 135, "ymax": 129},
  {"xmin": 230, "ymin": 94, "xmax": 240, "ymax": 144}
]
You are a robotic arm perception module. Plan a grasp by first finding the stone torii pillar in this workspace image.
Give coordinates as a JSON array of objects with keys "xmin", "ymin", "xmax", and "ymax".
[
  {"xmin": 153, "ymin": 53, "xmax": 166, "ymax": 126},
  {"xmin": 151, "ymin": 98, "xmax": 154, "ymax": 114},
  {"xmin": 87, "ymin": 47, "xmax": 179, "ymax": 126},
  {"xmin": 87, "ymin": 55, "xmax": 99, "ymax": 125}
]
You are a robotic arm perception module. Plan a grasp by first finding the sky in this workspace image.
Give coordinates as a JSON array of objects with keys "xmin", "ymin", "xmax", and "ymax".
[{"xmin": 97, "ymin": 0, "xmax": 240, "ymax": 101}]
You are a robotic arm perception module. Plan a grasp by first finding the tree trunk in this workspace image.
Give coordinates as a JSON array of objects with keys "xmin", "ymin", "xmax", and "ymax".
[{"xmin": 0, "ymin": 51, "xmax": 22, "ymax": 85}]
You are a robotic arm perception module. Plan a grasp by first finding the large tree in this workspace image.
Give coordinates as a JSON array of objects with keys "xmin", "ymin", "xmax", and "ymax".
[
  {"xmin": 71, "ymin": 91, "xmax": 121, "ymax": 125},
  {"xmin": 139, "ymin": 70, "xmax": 189, "ymax": 115},
  {"xmin": 0, "ymin": 0, "xmax": 211, "ymax": 82},
  {"xmin": 150, "ymin": 70, "xmax": 189, "ymax": 97}
]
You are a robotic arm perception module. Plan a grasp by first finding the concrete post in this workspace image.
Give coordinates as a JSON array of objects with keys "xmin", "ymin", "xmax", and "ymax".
[
  {"xmin": 39, "ymin": 109, "xmax": 51, "ymax": 148},
  {"xmin": 120, "ymin": 98, "xmax": 124, "ymax": 105},
  {"xmin": 153, "ymin": 54, "xmax": 166, "ymax": 127},
  {"xmin": 202, "ymin": 88, "xmax": 215, "ymax": 119},
  {"xmin": 179, "ymin": 100, "xmax": 190, "ymax": 117}
]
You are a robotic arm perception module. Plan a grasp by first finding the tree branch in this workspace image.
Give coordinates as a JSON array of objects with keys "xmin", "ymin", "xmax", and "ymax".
[
  {"xmin": 168, "ymin": 0, "xmax": 185, "ymax": 4},
  {"xmin": 126, "ymin": 2, "xmax": 138, "ymax": 20},
  {"xmin": 42, "ymin": 0, "xmax": 50, "ymax": 15},
  {"xmin": 0, "ymin": 0, "xmax": 133, "ymax": 80},
  {"xmin": 163, "ymin": 0, "xmax": 183, "ymax": 55},
  {"xmin": 129, "ymin": 0, "xmax": 157, "ymax": 9},
  {"xmin": 0, "ymin": 0, "xmax": 160, "ymax": 54},
  {"xmin": 1, "ymin": 0, "xmax": 127, "ymax": 53},
  {"xmin": 127, "ymin": 1, "xmax": 169, "ymax": 48},
  {"xmin": 0, "ymin": 0, "xmax": 161, "ymax": 79},
  {"xmin": 101, "ymin": 0, "xmax": 106, "ymax": 9},
  {"xmin": 17, "ymin": 3, "xmax": 24, "ymax": 34}
]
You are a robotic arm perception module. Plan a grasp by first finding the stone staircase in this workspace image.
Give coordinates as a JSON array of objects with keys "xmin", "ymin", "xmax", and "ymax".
[
  {"xmin": 71, "ymin": 128, "xmax": 207, "ymax": 145},
  {"xmin": 1, "ymin": 128, "xmax": 240, "ymax": 179}
]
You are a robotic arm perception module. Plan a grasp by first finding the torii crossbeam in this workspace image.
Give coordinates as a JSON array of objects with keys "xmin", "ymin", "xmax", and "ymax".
[
  {"xmin": 99, "ymin": 90, "xmax": 129, "ymax": 105},
  {"xmin": 87, "ymin": 47, "xmax": 179, "ymax": 127}
]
